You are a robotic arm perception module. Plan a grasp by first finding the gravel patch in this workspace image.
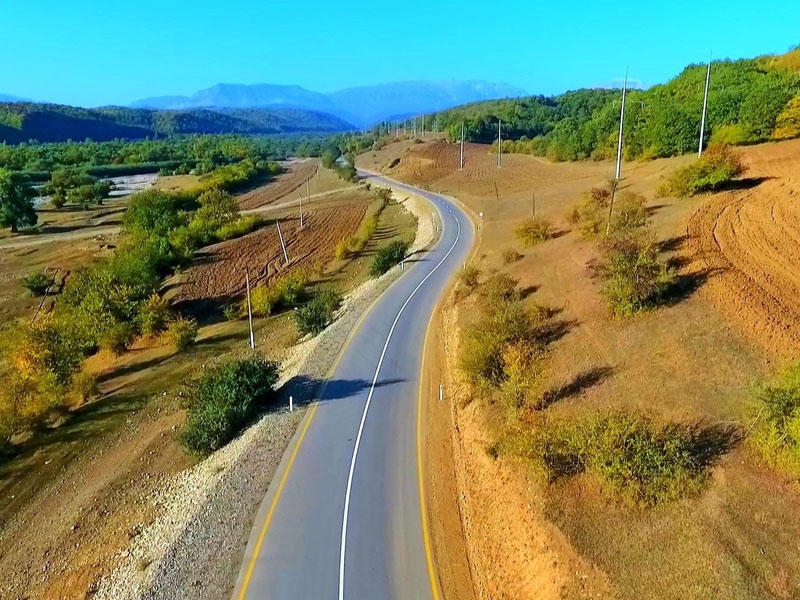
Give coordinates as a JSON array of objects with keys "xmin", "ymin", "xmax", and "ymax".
[{"xmin": 93, "ymin": 184, "xmax": 438, "ymax": 600}]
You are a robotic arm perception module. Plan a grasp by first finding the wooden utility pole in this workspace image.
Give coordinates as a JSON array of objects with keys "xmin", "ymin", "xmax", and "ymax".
[
  {"xmin": 497, "ymin": 119, "xmax": 502, "ymax": 167},
  {"xmin": 245, "ymin": 267, "xmax": 255, "ymax": 349},
  {"xmin": 606, "ymin": 179, "xmax": 619, "ymax": 237},
  {"xmin": 459, "ymin": 122, "xmax": 465, "ymax": 170},
  {"xmin": 276, "ymin": 222, "xmax": 289, "ymax": 265},
  {"xmin": 699, "ymin": 52, "xmax": 712, "ymax": 157},
  {"xmin": 615, "ymin": 69, "xmax": 628, "ymax": 180}
]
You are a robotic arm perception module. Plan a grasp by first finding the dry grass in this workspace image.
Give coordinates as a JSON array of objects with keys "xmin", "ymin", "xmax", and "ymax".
[{"xmin": 364, "ymin": 139, "xmax": 800, "ymax": 600}]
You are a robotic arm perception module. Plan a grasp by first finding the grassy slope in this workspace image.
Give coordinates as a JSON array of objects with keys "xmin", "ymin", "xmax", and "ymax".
[{"xmin": 361, "ymin": 138, "xmax": 800, "ymax": 600}]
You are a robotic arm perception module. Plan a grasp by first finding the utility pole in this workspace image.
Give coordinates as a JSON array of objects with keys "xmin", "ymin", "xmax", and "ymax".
[
  {"xmin": 299, "ymin": 190, "xmax": 304, "ymax": 229},
  {"xmin": 699, "ymin": 52, "xmax": 712, "ymax": 157},
  {"xmin": 497, "ymin": 119, "xmax": 502, "ymax": 168},
  {"xmin": 459, "ymin": 122, "xmax": 465, "ymax": 170},
  {"xmin": 615, "ymin": 69, "xmax": 628, "ymax": 181},
  {"xmin": 276, "ymin": 221, "xmax": 290, "ymax": 266},
  {"xmin": 245, "ymin": 267, "xmax": 255, "ymax": 349},
  {"xmin": 421, "ymin": 115, "xmax": 425, "ymax": 137}
]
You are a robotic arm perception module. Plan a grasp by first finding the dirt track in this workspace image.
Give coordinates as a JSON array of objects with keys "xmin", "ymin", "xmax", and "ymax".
[{"xmin": 688, "ymin": 138, "xmax": 800, "ymax": 359}]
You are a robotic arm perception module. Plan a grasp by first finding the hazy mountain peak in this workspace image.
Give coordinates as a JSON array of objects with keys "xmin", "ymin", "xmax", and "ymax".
[{"xmin": 131, "ymin": 80, "xmax": 527, "ymax": 127}]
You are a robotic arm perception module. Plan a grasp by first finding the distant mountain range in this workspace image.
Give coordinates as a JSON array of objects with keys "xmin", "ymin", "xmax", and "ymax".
[
  {"xmin": 131, "ymin": 80, "xmax": 528, "ymax": 127},
  {"xmin": 0, "ymin": 103, "xmax": 355, "ymax": 145}
]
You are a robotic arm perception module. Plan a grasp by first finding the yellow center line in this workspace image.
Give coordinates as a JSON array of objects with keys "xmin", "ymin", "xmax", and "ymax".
[{"xmin": 418, "ymin": 308, "xmax": 442, "ymax": 600}]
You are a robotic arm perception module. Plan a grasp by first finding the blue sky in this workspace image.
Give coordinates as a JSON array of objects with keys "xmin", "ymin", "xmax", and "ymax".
[{"xmin": 2, "ymin": 0, "xmax": 798, "ymax": 106}]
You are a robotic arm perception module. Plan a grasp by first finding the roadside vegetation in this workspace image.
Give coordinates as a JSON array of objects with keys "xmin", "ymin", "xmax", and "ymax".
[{"xmin": 179, "ymin": 358, "xmax": 280, "ymax": 455}]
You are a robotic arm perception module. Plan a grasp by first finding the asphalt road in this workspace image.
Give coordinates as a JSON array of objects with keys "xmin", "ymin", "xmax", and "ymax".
[{"xmin": 232, "ymin": 172, "xmax": 474, "ymax": 600}]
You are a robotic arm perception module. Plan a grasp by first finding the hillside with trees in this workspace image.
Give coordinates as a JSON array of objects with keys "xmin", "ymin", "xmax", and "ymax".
[
  {"xmin": 0, "ymin": 103, "xmax": 355, "ymax": 145},
  {"xmin": 431, "ymin": 47, "xmax": 800, "ymax": 161}
]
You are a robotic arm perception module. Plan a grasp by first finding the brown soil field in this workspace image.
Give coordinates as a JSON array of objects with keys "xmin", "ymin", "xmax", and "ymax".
[
  {"xmin": 363, "ymin": 139, "xmax": 800, "ymax": 600},
  {"xmin": 173, "ymin": 190, "xmax": 371, "ymax": 307},
  {"xmin": 687, "ymin": 138, "xmax": 800, "ymax": 360},
  {"xmin": 237, "ymin": 159, "xmax": 318, "ymax": 210}
]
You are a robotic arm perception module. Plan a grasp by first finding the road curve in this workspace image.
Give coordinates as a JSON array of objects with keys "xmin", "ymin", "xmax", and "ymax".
[{"xmin": 232, "ymin": 172, "xmax": 474, "ymax": 600}]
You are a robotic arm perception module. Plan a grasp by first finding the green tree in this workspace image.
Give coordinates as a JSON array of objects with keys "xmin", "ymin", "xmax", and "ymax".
[{"xmin": 0, "ymin": 168, "xmax": 36, "ymax": 232}]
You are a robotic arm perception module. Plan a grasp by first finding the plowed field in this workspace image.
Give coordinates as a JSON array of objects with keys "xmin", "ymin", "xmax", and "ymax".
[
  {"xmin": 688, "ymin": 138, "xmax": 800, "ymax": 359},
  {"xmin": 174, "ymin": 200, "xmax": 368, "ymax": 304},
  {"xmin": 238, "ymin": 160, "xmax": 318, "ymax": 210}
]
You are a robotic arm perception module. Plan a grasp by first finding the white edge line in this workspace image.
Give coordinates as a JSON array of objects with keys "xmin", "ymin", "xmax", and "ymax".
[{"xmin": 338, "ymin": 182, "xmax": 463, "ymax": 600}]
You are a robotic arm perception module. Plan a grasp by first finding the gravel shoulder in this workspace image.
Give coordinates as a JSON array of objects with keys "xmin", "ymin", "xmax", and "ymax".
[{"xmin": 93, "ymin": 183, "xmax": 438, "ymax": 600}]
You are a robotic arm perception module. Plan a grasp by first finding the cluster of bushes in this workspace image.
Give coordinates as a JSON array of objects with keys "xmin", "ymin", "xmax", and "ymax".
[
  {"xmin": 597, "ymin": 231, "xmax": 674, "ymax": 318},
  {"xmin": 0, "ymin": 315, "xmax": 90, "ymax": 448},
  {"xmin": 294, "ymin": 289, "xmax": 343, "ymax": 336},
  {"xmin": 43, "ymin": 168, "xmax": 112, "ymax": 208},
  {"xmin": 513, "ymin": 217, "xmax": 552, "ymax": 247},
  {"xmin": 460, "ymin": 274, "xmax": 551, "ymax": 410},
  {"xmin": 657, "ymin": 145, "xmax": 747, "ymax": 197},
  {"xmin": 751, "ymin": 363, "xmax": 800, "ymax": 473},
  {"xmin": 568, "ymin": 182, "xmax": 672, "ymax": 317},
  {"xmin": 508, "ymin": 413, "xmax": 716, "ymax": 506},
  {"xmin": 370, "ymin": 240, "xmax": 410, "ymax": 276},
  {"xmin": 179, "ymin": 358, "xmax": 280, "ymax": 455},
  {"xmin": 244, "ymin": 273, "xmax": 308, "ymax": 317},
  {"xmin": 335, "ymin": 188, "xmax": 392, "ymax": 260},
  {"xmin": 22, "ymin": 271, "xmax": 53, "ymax": 296},
  {"xmin": 197, "ymin": 158, "xmax": 280, "ymax": 192},
  {"xmin": 568, "ymin": 182, "xmax": 647, "ymax": 239}
]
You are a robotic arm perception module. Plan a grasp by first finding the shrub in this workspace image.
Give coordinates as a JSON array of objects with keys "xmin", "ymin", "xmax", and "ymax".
[
  {"xmin": 513, "ymin": 217, "xmax": 551, "ymax": 247},
  {"xmin": 334, "ymin": 238, "xmax": 351, "ymax": 260},
  {"xmin": 22, "ymin": 271, "xmax": 52, "ymax": 296},
  {"xmin": 100, "ymin": 322, "xmax": 137, "ymax": 355},
  {"xmin": 501, "ymin": 248, "xmax": 523, "ymax": 264},
  {"xmin": 222, "ymin": 304, "xmax": 241, "ymax": 321},
  {"xmin": 598, "ymin": 230, "xmax": 673, "ymax": 318},
  {"xmin": 460, "ymin": 278, "xmax": 549, "ymax": 389},
  {"xmin": 750, "ymin": 364, "xmax": 800, "ymax": 472},
  {"xmin": 571, "ymin": 184, "xmax": 647, "ymax": 239},
  {"xmin": 511, "ymin": 413, "xmax": 721, "ymax": 505},
  {"xmin": 137, "ymin": 294, "xmax": 171, "ymax": 336},
  {"xmin": 657, "ymin": 145, "xmax": 747, "ymax": 197},
  {"xmin": 245, "ymin": 273, "xmax": 308, "ymax": 317},
  {"xmin": 179, "ymin": 358, "xmax": 280, "ymax": 455},
  {"xmin": 70, "ymin": 371, "xmax": 99, "ymax": 404},
  {"xmin": 216, "ymin": 215, "xmax": 262, "ymax": 241},
  {"xmin": 294, "ymin": 289, "xmax": 342, "ymax": 336},
  {"xmin": 460, "ymin": 264, "xmax": 481, "ymax": 289},
  {"xmin": 370, "ymin": 240, "xmax": 409, "ymax": 276},
  {"xmin": 165, "ymin": 317, "xmax": 198, "ymax": 352}
]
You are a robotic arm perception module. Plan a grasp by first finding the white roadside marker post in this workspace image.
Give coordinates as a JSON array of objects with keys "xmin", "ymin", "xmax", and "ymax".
[
  {"xmin": 289, "ymin": 395, "xmax": 294, "ymax": 412},
  {"xmin": 439, "ymin": 385, "xmax": 443, "ymax": 402}
]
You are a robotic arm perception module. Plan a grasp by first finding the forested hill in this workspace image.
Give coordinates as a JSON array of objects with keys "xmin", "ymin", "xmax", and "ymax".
[
  {"xmin": 0, "ymin": 103, "xmax": 356, "ymax": 144},
  {"xmin": 433, "ymin": 47, "xmax": 800, "ymax": 161}
]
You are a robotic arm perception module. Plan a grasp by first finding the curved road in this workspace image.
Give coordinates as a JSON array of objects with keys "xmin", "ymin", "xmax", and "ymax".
[{"xmin": 232, "ymin": 172, "xmax": 474, "ymax": 600}]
